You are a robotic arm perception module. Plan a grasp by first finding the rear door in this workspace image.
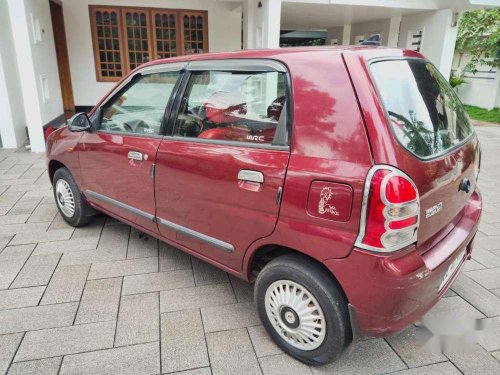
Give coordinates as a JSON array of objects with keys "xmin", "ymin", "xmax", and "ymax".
[
  {"xmin": 79, "ymin": 65, "xmax": 182, "ymax": 232},
  {"xmin": 369, "ymin": 58, "xmax": 480, "ymax": 250},
  {"xmin": 154, "ymin": 60, "xmax": 291, "ymax": 271}
]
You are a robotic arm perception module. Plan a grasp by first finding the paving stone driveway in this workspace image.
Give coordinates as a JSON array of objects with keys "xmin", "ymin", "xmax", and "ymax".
[{"xmin": 1, "ymin": 126, "xmax": 500, "ymax": 375}]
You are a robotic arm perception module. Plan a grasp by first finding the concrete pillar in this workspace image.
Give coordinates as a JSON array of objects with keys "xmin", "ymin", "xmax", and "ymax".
[
  {"xmin": 342, "ymin": 24, "xmax": 351, "ymax": 45},
  {"xmin": 0, "ymin": 0, "xmax": 27, "ymax": 149},
  {"xmin": 7, "ymin": 0, "xmax": 45, "ymax": 152},
  {"xmin": 254, "ymin": 0, "xmax": 282, "ymax": 48},
  {"xmin": 387, "ymin": 16, "xmax": 401, "ymax": 47},
  {"xmin": 399, "ymin": 9, "xmax": 458, "ymax": 78},
  {"xmin": 243, "ymin": 0, "xmax": 257, "ymax": 49}
]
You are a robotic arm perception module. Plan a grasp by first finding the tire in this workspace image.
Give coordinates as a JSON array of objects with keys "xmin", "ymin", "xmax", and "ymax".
[
  {"xmin": 52, "ymin": 167, "xmax": 93, "ymax": 227},
  {"xmin": 255, "ymin": 253, "xmax": 352, "ymax": 366}
]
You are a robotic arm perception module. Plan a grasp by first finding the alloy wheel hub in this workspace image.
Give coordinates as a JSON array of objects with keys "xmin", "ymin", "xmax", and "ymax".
[
  {"xmin": 55, "ymin": 179, "xmax": 76, "ymax": 218},
  {"xmin": 265, "ymin": 280, "xmax": 326, "ymax": 351}
]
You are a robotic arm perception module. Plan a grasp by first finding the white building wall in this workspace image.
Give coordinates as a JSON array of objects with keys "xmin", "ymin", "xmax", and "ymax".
[
  {"xmin": 453, "ymin": 52, "xmax": 500, "ymax": 110},
  {"xmin": 63, "ymin": 0, "xmax": 242, "ymax": 106},
  {"xmin": 7, "ymin": 0, "xmax": 63, "ymax": 152},
  {"xmin": 326, "ymin": 26, "xmax": 343, "ymax": 45},
  {"xmin": 350, "ymin": 19, "xmax": 391, "ymax": 45},
  {"xmin": 0, "ymin": 0, "xmax": 27, "ymax": 148},
  {"xmin": 399, "ymin": 9, "xmax": 458, "ymax": 78}
]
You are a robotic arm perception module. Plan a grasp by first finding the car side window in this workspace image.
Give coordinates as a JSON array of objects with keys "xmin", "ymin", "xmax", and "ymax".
[
  {"xmin": 100, "ymin": 71, "xmax": 179, "ymax": 136},
  {"xmin": 174, "ymin": 70, "xmax": 288, "ymax": 145}
]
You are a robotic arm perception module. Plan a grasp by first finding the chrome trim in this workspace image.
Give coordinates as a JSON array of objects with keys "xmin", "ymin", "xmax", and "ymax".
[
  {"xmin": 85, "ymin": 190, "xmax": 155, "ymax": 222},
  {"xmin": 128, "ymin": 151, "xmax": 143, "ymax": 161},
  {"xmin": 169, "ymin": 136, "xmax": 289, "ymax": 151},
  {"xmin": 156, "ymin": 217, "xmax": 234, "ymax": 253},
  {"xmin": 355, "ymin": 165, "xmax": 420, "ymax": 253},
  {"xmin": 187, "ymin": 59, "xmax": 287, "ymax": 72},
  {"xmin": 238, "ymin": 170, "xmax": 264, "ymax": 184}
]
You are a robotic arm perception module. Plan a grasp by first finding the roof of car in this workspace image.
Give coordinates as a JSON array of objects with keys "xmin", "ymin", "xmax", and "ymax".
[{"xmin": 141, "ymin": 46, "xmax": 424, "ymax": 68}]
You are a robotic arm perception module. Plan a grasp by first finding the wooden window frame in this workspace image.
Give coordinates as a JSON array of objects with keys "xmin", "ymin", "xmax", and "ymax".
[{"xmin": 89, "ymin": 5, "xmax": 208, "ymax": 82}]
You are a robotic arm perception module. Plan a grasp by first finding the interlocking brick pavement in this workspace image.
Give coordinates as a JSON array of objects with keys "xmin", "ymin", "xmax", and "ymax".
[{"xmin": 0, "ymin": 126, "xmax": 500, "ymax": 374}]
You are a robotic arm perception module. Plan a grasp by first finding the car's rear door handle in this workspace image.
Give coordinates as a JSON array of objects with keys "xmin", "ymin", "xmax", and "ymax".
[
  {"xmin": 238, "ymin": 170, "xmax": 264, "ymax": 184},
  {"xmin": 128, "ymin": 151, "xmax": 143, "ymax": 161}
]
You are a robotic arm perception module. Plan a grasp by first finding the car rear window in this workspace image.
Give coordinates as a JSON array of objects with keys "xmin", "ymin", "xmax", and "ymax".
[{"xmin": 370, "ymin": 59, "xmax": 473, "ymax": 159}]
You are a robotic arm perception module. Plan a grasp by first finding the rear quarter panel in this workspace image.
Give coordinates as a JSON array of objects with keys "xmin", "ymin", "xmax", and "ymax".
[{"xmin": 244, "ymin": 50, "xmax": 373, "ymax": 272}]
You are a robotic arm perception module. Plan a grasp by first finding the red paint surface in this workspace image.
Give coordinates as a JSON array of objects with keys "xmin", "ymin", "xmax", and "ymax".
[{"xmin": 47, "ymin": 46, "xmax": 482, "ymax": 337}]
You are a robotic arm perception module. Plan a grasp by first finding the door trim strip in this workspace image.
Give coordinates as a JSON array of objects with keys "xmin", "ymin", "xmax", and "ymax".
[
  {"xmin": 85, "ymin": 190, "xmax": 234, "ymax": 253},
  {"xmin": 156, "ymin": 217, "xmax": 234, "ymax": 253},
  {"xmin": 85, "ymin": 190, "xmax": 155, "ymax": 222}
]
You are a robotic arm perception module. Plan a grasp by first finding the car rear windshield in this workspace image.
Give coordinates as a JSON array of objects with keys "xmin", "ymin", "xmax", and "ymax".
[{"xmin": 370, "ymin": 59, "xmax": 473, "ymax": 159}]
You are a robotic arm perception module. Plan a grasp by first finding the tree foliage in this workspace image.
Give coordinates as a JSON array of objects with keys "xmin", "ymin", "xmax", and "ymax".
[{"xmin": 456, "ymin": 9, "xmax": 500, "ymax": 73}]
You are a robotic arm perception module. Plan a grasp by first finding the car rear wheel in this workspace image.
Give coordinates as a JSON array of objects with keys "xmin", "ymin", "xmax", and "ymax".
[
  {"xmin": 255, "ymin": 253, "xmax": 351, "ymax": 365},
  {"xmin": 53, "ymin": 168, "xmax": 93, "ymax": 227}
]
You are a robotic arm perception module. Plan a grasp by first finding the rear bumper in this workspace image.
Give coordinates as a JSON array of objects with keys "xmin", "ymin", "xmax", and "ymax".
[{"xmin": 324, "ymin": 188, "xmax": 482, "ymax": 337}]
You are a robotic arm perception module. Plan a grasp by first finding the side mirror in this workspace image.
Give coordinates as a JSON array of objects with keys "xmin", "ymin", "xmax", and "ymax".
[{"xmin": 68, "ymin": 112, "xmax": 92, "ymax": 132}]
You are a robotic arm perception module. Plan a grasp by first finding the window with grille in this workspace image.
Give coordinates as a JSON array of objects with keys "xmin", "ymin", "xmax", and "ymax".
[{"xmin": 90, "ymin": 6, "xmax": 208, "ymax": 82}]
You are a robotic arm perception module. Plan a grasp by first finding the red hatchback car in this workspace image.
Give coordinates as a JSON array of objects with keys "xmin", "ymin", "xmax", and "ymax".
[{"xmin": 46, "ymin": 47, "xmax": 482, "ymax": 365}]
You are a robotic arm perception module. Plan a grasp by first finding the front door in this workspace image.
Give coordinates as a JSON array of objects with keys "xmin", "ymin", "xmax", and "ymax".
[
  {"xmin": 79, "ymin": 68, "xmax": 181, "ymax": 232},
  {"xmin": 155, "ymin": 63, "xmax": 291, "ymax": 271}
]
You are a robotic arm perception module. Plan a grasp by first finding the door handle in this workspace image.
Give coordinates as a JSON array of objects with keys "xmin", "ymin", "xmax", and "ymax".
[
  {"xmin": 128, "ymin": 151, "xmax": 143, "ymax": 161},
  {"xmin": 238, "ymin": 170, "xmax": 264, "ymax": 184}
]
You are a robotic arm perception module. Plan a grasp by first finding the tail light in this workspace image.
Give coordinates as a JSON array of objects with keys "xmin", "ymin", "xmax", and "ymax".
[{"xmin": 356, "ymin": 165, "xmax": 420, "ymax": 252}]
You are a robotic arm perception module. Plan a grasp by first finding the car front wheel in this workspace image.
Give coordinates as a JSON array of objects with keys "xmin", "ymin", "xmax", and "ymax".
[
  {"xmin": 255, "ymin": 253, "xmax": 352, "ymax": 365},
  {"xmin": 53, "ymin": 167, "xmax": 93, "ymax": 227}
]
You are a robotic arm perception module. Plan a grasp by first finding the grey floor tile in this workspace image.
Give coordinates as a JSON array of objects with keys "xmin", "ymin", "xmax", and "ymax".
[
  {"xmin": 126, "ymin": 228, "xmax": 158, "ymax": 259},
  {"xmin": 450, "ymin": 274, "xmax": 500, "ymax": 317},
  {"xmin": 115, "ymin": 292, "xmax": 159, "ymax": 347},
  {"xmin": 173, "ymin": 368, "xmax": 212, "ymax": 375},
  {"xmin": 27, "ymin": 204, "xmax": 58, "ymax": 223},
  {"xmin": 60, "ymin": 342, "xmax": 160, "ymax": 375},
  {"xmin": 207, "ymin": 328, "xmax": 261, "ymax": 375},
  {"xmin": 33, "ymin": 237, "xmax": 99, "ymax": 255},
  {"xmin": 202, "ymin": 302, "xmax": 260, "ymax": 333},
  {"xmin": 479, "ymin": 316, "xmax": 500, "ymax": 351},
  {"xmin": 75, "ymin": 277, "xmax": 122, "ymax": 325},
  {"xmin": 0, "ymin": 302, "xmax": 78, "ymax": 335},
  {"xmin": 41, "ymin": 264, "xmax": 89, "ymax": 305},
  {"xmin": 9, "ymin": 229, "xmax": 74, "ymax": 246},
  {"xmin": 10, "ymin": 253, "xmax": 61, "ymax": 288},
  {"xmin": 229, "ymin": 275, "xmax": 254, "ymax": 303},
  {"xmin": 247, "ymin": 325, "xmax": 283, "ymax": 358},
  {"xmin": 445, "ymin": 344, "xmax": 500, "ymax": 375},
  {"xmin": 0, "ymin": 244, "xmax": 34, "ymax": 289},
  {"xmin": 0, "ymin": 333, "xmax": 23, "ymax": 375},
  {"xmin": 161, "ymin": 309, "xmax": 209, "ymax": 374},
  {"xmin": 311, "ymin": 339, "xmax": 407, "ymax": 375},
  {"xmin": 97, "ymin": 224, "xmax": 130, "ymax": 251},
  {"xmin": 0, "ymin": 214, "xmax": 29, "ymax": 225},
  {"xmin": 386, "ymin": 326, "xmax": 447, "ymax": 368},
  {"xmin": 14, "ymin": 320, "xmax": 116, "ymax": 362},
  {"xmin": 192, "ymin": 257, "xmax": 229, "ymax": 286},
  {"xmin": 7, "ymin": 357, "xmax": 62, "ymax": 375},
  {"xmin": 160, "ymin": 283, "xmax": 236, "ymax": 313},
  {"xmin": 0, "ymin": 222, "xmax": 49, "ymax": 236},
  {"xmin": 471, "ymin": 247, "xmax": 500, "ymax": 268},
  {"xmin": 88, "ymin": 257, "xmax": 158, "ymax": 280},
  {"xmin": 159, "ymin": 242, "xmax": 192, "ymax": 271},
  {"xmin": 122, "ymin": 269, "xmax": 194, "ymax": 295},
  {"xmin": 259, "ymin": 353, "xmax": 313, "ymax": 375},
  {"xmin": 59, "ymin": 247, "xmax": 127, "ymax": 266},
  {"xmin": 0, "ymin": 286, "xmax": 45, "ymax": 311},
  {"xmin": 463, "ymin": 258, "xmax": 485, "ymax": 272},
  {"xmin": 466, "ymin": 268, "xmax": 500, "ymax": 290},
  {"xmin": 389, "ymin": 362, "xmax": 461, "ymax": 375},
  {"xmin": 71, "ymin": 218, "xmax": 105, "ymax": 239}
]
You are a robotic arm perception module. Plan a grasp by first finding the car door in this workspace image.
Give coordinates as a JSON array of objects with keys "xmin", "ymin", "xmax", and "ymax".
[
  {"xmin": 154, "ymin": 60, "xmax": 291, "ymax": 271},
  {"xmin": 79, "ymin": 65, "xmax": 183, "ymax": 233}
]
